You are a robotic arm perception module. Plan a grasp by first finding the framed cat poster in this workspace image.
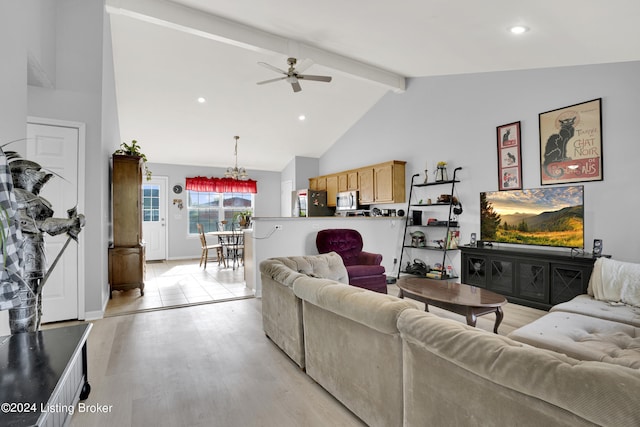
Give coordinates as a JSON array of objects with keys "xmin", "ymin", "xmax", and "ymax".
[
  {"xmin": 539, "ymin": 98, "xmax": 603, "ymax": 185},
  {"xmin": 497, "ymin": 121, "xmax": 522, "ymax": 190}
]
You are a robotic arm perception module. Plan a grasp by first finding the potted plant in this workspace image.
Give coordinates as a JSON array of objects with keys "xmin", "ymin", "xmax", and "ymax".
[
  {"xmin": 233, "ymin": 210, "xmax": 252, "ymax": 228},
  {"xmin": 114, "ymin": 140, "xmax": 152, "ymax": 180}
]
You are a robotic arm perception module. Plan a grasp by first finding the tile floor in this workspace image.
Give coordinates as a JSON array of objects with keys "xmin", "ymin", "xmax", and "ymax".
[{"xmin": 105, "ymin": 259, "xmax": 253, "ymax": 317}]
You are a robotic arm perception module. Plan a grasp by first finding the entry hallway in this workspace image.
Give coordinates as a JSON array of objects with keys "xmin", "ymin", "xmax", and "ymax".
[{"xmin": 69, "ymin": 291, "xmax": 545, "ymax": 426}]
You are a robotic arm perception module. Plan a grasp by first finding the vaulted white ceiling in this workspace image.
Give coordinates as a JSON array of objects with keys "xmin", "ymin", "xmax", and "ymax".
[{"xmin": 107, "ymin": 0, "xmax": 640, "ymax": 172}]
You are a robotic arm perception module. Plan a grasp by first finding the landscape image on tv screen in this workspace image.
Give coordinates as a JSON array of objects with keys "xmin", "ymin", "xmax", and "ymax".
[{"xmin": 480, "ymin": 186, "xmax": 584, "ymax": 248}]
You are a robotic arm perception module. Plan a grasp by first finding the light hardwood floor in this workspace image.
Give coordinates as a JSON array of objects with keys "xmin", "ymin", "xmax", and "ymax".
[{"xmin": 69, "ymin": 288, "xmax": 546, "ymax": 426}]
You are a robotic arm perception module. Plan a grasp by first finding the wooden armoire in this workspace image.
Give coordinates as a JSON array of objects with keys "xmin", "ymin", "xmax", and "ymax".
[{"xmin": 108, "ymin": 155, "xmax": 145, "ymax": 297}]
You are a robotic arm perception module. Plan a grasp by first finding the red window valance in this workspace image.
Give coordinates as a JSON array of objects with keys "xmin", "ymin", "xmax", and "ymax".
[{"xmin": 186, "ymin": 176, "xmax": 257, "ymax": 194}]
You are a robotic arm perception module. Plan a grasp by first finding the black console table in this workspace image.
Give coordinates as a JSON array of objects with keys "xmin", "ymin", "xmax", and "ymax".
[
  {"xmin": 0, "ymin": 323, "xmax": 92, "ymax": 427},
  {"xmin": 460, "ymin": 245, "xmax": 605, "ymax": 310}
]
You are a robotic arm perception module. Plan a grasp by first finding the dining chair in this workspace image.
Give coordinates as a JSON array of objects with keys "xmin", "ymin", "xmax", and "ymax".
[
  {"xmin": 224, "ymin": 224, "xmax": 245, "ymax": 270},
  {"xmin": 197, "ymin": 223, "xmax": 225, "ymax": 268}
]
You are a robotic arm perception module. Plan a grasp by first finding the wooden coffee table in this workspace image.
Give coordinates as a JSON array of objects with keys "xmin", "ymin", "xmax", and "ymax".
[{"xmin": 397, "ymin": 276, "xmax": 507, "ymax": 333}]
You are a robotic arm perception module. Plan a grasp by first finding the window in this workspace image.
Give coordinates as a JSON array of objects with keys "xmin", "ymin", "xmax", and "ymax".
[
  {"xmin": 142, "ymin": 184, "xmax": 160, "ymax": 222},
  {"xmin": 187, "ymin": 191, "xmax": 253, "ymax": 234}
]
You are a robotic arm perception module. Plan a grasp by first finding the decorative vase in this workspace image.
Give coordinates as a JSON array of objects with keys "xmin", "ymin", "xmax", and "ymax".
[
  {"xmin": 423, "ymin": 170, "xmax": 429, "ymax": 184},
  {"xmin": 435, "ymin": 166, "xmax": 448, "ymax": 182}
]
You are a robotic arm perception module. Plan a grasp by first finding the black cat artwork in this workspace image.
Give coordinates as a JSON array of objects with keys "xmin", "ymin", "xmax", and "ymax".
[
  {"xmin": 502, "ymin": 128, "xmax": 511, "ymax": 143},
  {"xmin": 543, "ymin": 116, "xmax": 576, "ymax": 178}
]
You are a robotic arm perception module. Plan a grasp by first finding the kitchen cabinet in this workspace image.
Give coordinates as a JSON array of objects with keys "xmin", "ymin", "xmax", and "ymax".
[
  {"xmin": 309, "ymin": 160, "xmax": 406, "ymax": 205},
  {"xmin": 358, "ymin": 167, "xmax": 375, "ymax": 204},
  {"xmin": 347, "ymin": 171, "xmax": 358, "ymax": 190},
  {"xmin": 309, "ymin": 177, "xmax": 318, "ymax": 190},
  {"xmin": 315, "ymin": 176, "xmax": 327, "ymax": 191},
  {"xmin": 326, "ymin": 175, "xmax": 338, "ymax": 207},
  {"xmin": 338, "ymin": 173, "xmax": 348, "ymax": 192},
  {"xmin": 374, "ymin": 161, "xmax": 405, "ymax": 203}
]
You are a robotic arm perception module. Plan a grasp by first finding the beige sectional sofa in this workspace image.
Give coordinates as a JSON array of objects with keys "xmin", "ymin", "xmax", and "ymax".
[
  {"xmin": 260, "ymin": 254, "xmax": 640, "ymax": 427},
  {"xmin": 260, "ymin": 252, "xmax": 349, "ymax": 368}
]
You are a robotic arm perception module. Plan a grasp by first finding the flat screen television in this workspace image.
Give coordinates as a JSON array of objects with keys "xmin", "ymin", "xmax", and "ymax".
[{"xmin": 480, "ymin": 185, "xmax": 584, "ymax": 249}]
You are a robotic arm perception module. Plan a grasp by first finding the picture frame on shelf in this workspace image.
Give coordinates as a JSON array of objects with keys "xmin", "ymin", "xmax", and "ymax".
[
  {"xmin": 496, "ymin": 121, "xmax": 522, "ymax": 190},
  {"xmin": 539, "ymin": 98, "xmax": 603, "ymax": 185}
]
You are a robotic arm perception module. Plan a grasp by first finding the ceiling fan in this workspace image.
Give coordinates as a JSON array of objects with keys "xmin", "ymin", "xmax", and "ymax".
[{"xmin": 257, "ymin": 57, "xmax": 332, "ymax": 93}]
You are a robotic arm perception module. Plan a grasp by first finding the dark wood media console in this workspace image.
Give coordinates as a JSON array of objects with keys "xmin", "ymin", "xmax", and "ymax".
[{"xmin": 460, "ymin": 245, "xmax": 606, "ymax": 310}]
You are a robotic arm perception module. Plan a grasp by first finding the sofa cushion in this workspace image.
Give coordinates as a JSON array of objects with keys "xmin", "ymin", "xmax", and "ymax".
[
  {"xmin": 508, "ymin": 311, "xmax": 640, "ymax": 369},
  {"xmin": 293, "ymin": 278, "xmax": 412, "ymax": 335},
  {"xmin": 551, "ymin": 294, "xmax": 640, "ymax": 327},
  {"xmin": 259, "ymin": 252, "xmax": 348, "ymax": 288},
  {"xmin": 399, "ymin": 309, "xmax": 640, "ymax": 427}
]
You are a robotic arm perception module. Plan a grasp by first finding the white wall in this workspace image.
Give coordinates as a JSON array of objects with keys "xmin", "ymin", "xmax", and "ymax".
[
  {"xmin": 0, "ymin": 1, "xmax": 27, "ymax": 144},
  {"xmin": 0, "ymin": 1, "xmax": 29, "ymax": 335},
  {"xmin": 26, "ymin": 0, "xmax": 117, "ymax": 317},
  {"xmin": 0, "ymin": 0, "xmax": 118, "ymax": 328},
  {"xmin": 281, "ymin": 156, "xmax": 319, "ymax": 191},
  {"xmin": 320, "ymin": 61, "xmax": 640, "ymax": 263},
  {"xmin": 25, "ymin": 0, "xmax": 56, "ymax": 87},
  {"xmin": 147, "ymin": 162, "xmax": 282, "ymax": 259}
]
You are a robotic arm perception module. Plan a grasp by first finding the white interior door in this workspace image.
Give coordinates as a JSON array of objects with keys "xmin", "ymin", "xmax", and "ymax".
[
  {"xmin": 26, "ymin": 122, "xmax": 82, "ymax": 323},
  {"xmin": 142, "ymin": 176, "xmax": 168, "ymax": 261}
]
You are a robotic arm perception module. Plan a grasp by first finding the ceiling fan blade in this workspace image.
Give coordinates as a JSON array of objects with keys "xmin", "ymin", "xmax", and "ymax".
[
  {"xmin": 298, "ymin": 75, "xmax": 332, "ymax": 83},
  {"xmin": 257, "ymin": 76, "xmax": 287, "ymax": 85},
  {"xmin": 291, "ymin": 81, "xmax": 302, "ymax": 93},
  {"xmin": 257, "ymin": 62, "xmax": 287, "ymax": 75},
  {"xmin": 294, "ymin": 58, "xmax": 314, "ymax": 73}
]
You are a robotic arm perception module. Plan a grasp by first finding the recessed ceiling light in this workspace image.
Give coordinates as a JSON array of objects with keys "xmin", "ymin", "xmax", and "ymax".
[
  {"xmin": 197, "ymin": 97, "xmax": 206, "ymax": 103},
  {"xmin": 298, "ymin": 115, "xmax": 306, "ymax": 121},
  {"xmin": 509, "ymin": 25, "xmax": 529, "ymax": 35}
]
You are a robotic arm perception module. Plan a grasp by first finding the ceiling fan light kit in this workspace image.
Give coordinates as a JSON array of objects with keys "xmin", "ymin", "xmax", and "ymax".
[{"xmin": 257, "ymin": 57, "xmax": 332, "ymax": 93}]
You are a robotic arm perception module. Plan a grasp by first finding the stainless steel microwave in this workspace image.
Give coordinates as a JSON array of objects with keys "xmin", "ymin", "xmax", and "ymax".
[{"xmin": 336, "ymin": 190, "xmax": 359, "ymax": 211}]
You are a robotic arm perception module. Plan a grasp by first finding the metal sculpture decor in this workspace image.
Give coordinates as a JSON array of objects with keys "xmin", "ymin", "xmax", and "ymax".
[{"xmin": 0, "ymin": 148, "xmax": 85, "ymax": 334}]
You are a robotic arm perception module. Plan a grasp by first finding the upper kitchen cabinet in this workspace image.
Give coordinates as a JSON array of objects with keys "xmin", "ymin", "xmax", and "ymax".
[
  {"xmin": 374, "ymin": 161, "xmax": 406, "ymax": 203},
  {"xmin": 358, "ymin": 167, "xmax": 375, "ymax": 204},
  {"xmin": 309, "ymin": 160, "xmax": 406, "ymax": 206},
  {"xmin": 347, "ymin": 171, "xmax": 358, "ymax": 190},
  {"xmin": 309, "ymin": 176, "xmax": 327, "ymax": 191},
  {"xmin": 338, "ymin": 173, "xmax": 348, "ymax": 192},
  {"xmin": 326, "ymin": 175, "xmax": 339, "ymax": 207}
]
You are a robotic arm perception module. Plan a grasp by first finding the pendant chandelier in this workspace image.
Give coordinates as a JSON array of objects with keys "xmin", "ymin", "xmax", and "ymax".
[{"xmin": 224, "ymin": 135, "xmax": 249, "ymax": 180}]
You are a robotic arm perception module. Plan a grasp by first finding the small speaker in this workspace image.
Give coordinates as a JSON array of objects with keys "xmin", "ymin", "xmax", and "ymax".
[
  {"xmin": 470, "ymin": 233, "xmax": 477, "ymax": 246},
  {"xmin": 593, "ymin": 239, "xmax": 603, "ymax": 257},
  {"xmin": 412, "ymin": 210, "xmax": 422, "ymax": 226}
]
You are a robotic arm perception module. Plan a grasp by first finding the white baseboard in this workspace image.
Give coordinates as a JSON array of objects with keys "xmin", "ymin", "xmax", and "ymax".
[
  {"xmin": 83, "ymin": 310, "xmax": 104, "ymax": 321},
  {"xmin": 82, "ymin": 286, "xmax": 109, "ymax": 320},
  {"xmin": 165, "ymin": 256, "xmax": 201, "ymax": 261}
]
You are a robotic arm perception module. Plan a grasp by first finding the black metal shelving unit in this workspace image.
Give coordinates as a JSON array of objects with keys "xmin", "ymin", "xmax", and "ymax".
[{"xmin": 397, "ymin": 167, "xmax": 462, "ymax": 280}]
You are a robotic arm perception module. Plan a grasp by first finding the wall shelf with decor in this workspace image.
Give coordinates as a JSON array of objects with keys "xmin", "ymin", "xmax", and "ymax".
[{"xmin": 397, "ymin": 167, "xmax": 462, "ymax": 280}]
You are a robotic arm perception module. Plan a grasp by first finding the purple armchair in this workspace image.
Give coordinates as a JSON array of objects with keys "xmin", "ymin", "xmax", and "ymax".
[{"xmin": 316, "ymin": 229, "xmax": 387, "ymax": 293}]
